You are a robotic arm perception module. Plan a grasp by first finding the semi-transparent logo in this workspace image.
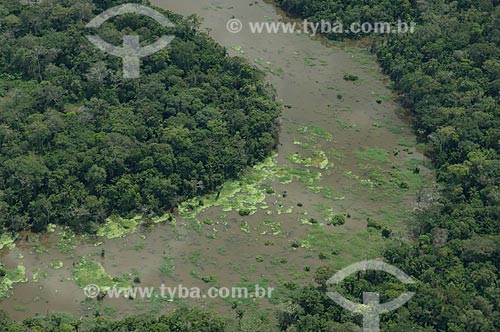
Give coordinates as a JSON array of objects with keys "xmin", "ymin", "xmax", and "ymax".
[
  {"xmin": 86, "ymin": 4, "xmax": 175, "ymax": 78},
  {"xmin": 327, "ymin": 260, "xmax": 415, "ymax": 332}
]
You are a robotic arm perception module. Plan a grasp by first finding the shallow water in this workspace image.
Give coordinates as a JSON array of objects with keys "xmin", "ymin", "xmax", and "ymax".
[{"xmin": 0, "ymin": 0, "xmax": 431, "ymax": 321}]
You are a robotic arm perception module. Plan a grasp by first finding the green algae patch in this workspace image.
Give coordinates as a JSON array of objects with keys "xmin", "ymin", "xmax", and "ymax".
[
  {"xmin": 292, "ymin": 128, "xmax": 332, "ymax": 170},
  {"xmin": 277, "ymin": 166, "xmax": 322, "ymax": 193},
  {"xmin": 300, "ymin": 226, "xmax": 385, "ymax": 269},
  {"xmin": 0, "ymin": 264, "xmax": 27, "ymax": 298},
  {"xmin": 298, "ymin": 126, "xmax": 333, "ymax": 142},
  {"xmin": 177, "ymin": 154, "xmax": 326, "ymax": 220},
  {"xmin": 72, "ymin": 258, "xmax": 129, "ymax": 291},
  {"xmin": 276, "ymin": 205, "xmax": 294, "ymax": 215},
  {"xmin": 55, "ymin": 227, "xmax": 77, "ymax": 254},
  {"xmin": 97, "ymin": 213, "xmax": 176, "ymax": 240},
  {"xmin": 316, "ymin": 204, "xmax": 345, "ymax": 225},
  {"xmin": 31, "ymin": 268, "xmax": 41, "ymax": 282},
  {"xmin": 97, "ymin": 215, "xmax": 142, "ymax": 239},
  {"xmin": 355, "ymin": 148, "xmax": 390, "ymax": 163},
  {"xmin": 46, "ymin": 223, "xmax": 57, "ymax": 233},
  {"xmin": 0, "ymin": 233, "xmax": 17, "ymax": 251},
  {"xmin": 261, "ymin": 219, "xmax": 282, "ymax": 237},
  {"xmin": 231, "ymin": 45, "xmax": 245, "ymax": 54},
  {"xmin": 152, "ymin": 213, "xmax": 176, "ymax": 226},
  {"xmin": 288, "ymin": 150, "xmax": 329, "ymax": 169},
  {"xmin": 349, "ymin": 157, "xmax": 425, "ymax": 205},
  {"xmin": 50, "ymin": 260, "xmax": 64, "ymax": 270},
  {"xmin": 159, "ymin": 256, "xmax": 175, "ymax": 277},
  {"xmin": 322, "ymin": 188, "xmax": 345, "ymax": 201},
  {"xmin": 178, "ymin": 156, "xmax": 277, "ymax": 219},
  {"xmin": 240, "ymin": 221, "xmax": 250, "ymax": 234}
]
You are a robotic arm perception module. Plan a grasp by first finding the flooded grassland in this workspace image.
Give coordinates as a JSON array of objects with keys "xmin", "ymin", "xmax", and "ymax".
[{"xmin": 0, "ymin": 0, "xmax": 432, "ymax": 321}]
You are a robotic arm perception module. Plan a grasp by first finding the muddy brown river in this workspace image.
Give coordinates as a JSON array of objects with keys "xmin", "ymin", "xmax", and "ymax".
[{"xmin": 0, "ymin": 0, "xmax": 431, "ymax": 321}]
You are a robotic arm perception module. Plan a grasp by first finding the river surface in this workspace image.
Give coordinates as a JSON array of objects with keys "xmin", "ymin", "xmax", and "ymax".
[{"xmin": 0, "ymin": 0, "xmax": 430, "ymax": 321}]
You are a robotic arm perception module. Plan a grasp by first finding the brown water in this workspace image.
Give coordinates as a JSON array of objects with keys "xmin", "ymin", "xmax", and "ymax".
[{"xmin": 0, "ymin": 0, "xmax": 431, "ymax": 321}]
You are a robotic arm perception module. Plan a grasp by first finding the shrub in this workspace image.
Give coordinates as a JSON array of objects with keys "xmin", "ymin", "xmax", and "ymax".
[
  {"xmin": 343, "ymin": 73, "xmax": 359, "ymax": 81},
  {"xmin": 238, "ymin": 209, "xmax": 251, "ymax": 216},
  {"xmin": 201, "ymin": 275, "xmax": 215, "ymax": 283},
  {"xmin": 328, "ymin": 214, "xmax": 346, "ymax": 226},
  {"xmin": 318, "ymin": 252, "xmax": 329, "ymax": 260},
  {"xmin": 367, "ymin": 218, "xmax": 382, "ymax": 230}
]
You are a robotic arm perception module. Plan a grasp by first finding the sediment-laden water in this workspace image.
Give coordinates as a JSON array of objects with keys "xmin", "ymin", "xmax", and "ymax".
[{"xmin": 0, "ymin": 0, "xmax": 430, "ymax": 320}]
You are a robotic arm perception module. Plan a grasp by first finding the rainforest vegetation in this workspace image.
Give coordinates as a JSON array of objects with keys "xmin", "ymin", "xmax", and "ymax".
[
  {"xmin": 0, "ymin": 0, "xmax": 280, "ymax": 234},
  {"xmin": 1, "ymin": 0, "xmax": 499, "ymax": 331},
  {"xmin": 273, "ymin": 0, "xmax": 500, "ymax": 331}
]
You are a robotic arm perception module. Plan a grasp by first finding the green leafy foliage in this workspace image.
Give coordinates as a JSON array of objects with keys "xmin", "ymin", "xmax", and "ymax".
[
  {"xmin": 0, "ymin": 0, "xmax": 280, "ymax": 235},
  {"xmin": 0, "ymin": 308, "xmax": 228, "ymax": 332},
  {"xmin": 159, "ymin": 256, "xmax": 175, "ymax": 276},
  {"xmin": 2, "ymin": 1, "xmax": 499, "ymax": 331},
  {"xmin": 275, "ymin": 0, "xmax": 419, "ymax": 40},
  {"xmin": 275, "ymin": 1, "xmax": 500, "ymax": 331}
]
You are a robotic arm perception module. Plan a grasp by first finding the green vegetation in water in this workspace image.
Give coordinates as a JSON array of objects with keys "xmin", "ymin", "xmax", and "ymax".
[
  {"xmin": 0, "ymin": 233, "xmax": 16, "ymax": 250},
  {"xmin": 289, "ymin": 129, "xmax": 333, "ymax": 178},
  {"xmin": 159, "ymin": 256, "xmax": 175, "ymax": 277},
  {"xmin": 349, "ymin": 53, "xmax": 379, "ymax": 77},
  {"xmin": 300, "ymin": 225, "xmax": 386, "ymax": 268},
  {"xmin": 240, "ymin": 221, "xmax": 251, "ymax": 234},
  {"xmin": 343, "ymin": 73, "xmax": 359, "ymax": 81},
  {"xmin": 0, "ymin": 265, "xmax": 27, "ymax": 298},
  {"xmin": 46, "ymin": 224, "xmax": 57, "ymax": 233},
  {"xmin": 189, "ymin": 250, "xmax": 201, "ymax": 267},
  {"xmin": 315, "ymin": 204, "xmax": 345, "ymax": 226},
  {"xmin": 231, "ymin": 45, "xmax": 244, "ymax": 53},
  {"xmin": 0, "ymin": 0, "xmax": 496, "ymax": 331},
  {"xmin": 297, "ymin": 126, "xmax": 333, "ymax": 142},
  {"xmin": 277, "ymin": 166, "xmax": 323, "ymax": 193},
  {"xmin": 97, "ymin": 216, "xmax": 142, "ymax": 239},
  {"xmin": 255, "ymin": 58, "xmax": 285, "ymax": 77},
  {"xmin": 178, "ymin": 158, "xmax": 273, "ymax": 219},
  {"xmin": 133, "ymin": 243, "xmax": 145, "ymax": 251},
  {"xmin": 97, "ymin": 213, "xmax": 176, "ymax": 239},
  {"xmin": 72, "ymin": 258, "xmax": 129, "ymax": 291},
  {"xmin": 55, "ymin": 227, "xmax": 77, "ymax": 254},
  {"xmin": 321, "ymin": 187, "xmax": 345, "ymax": 201},
  {"xmin": 355, "ymin": 158, "xmax": 424, "ymax": 205},
  {"xmin": 178, "ymin": 153, "xmax": 327, "ymax": 219},
  {"xmin": 382, "ymin": 118, "xmax": 406, "ymax": 134},
  {"xmin": 31, "ymin": 269, "xmax": 39, "ymax": 283},
  {"xmin": 336, "ymin": 120, "xmax": 356, "ymax": 129},
  {"xmin": 288, "ymin": 150, "xmax": 329, "ymax": 169},
  {"xmin": 261, "ymin": 219, "xmax": 282, "ymax": 237},
  {"xmin": 151, "ymin": 213, "xmax": 177, "ymax": 226},
  {"xmin": 397, "ymin": 139, "xmax": 415, "ymax": 147},
  {"xmin": 354, "ymin": 147, "xmax": 390, "ymax": 163},
  {"xmin": 303, "ymin": 56, "xmax": 317, "ymax": 67},
  {"xmin": 0, "ymin": 0, "xmax": 280, "ymax": 238},
  {"xmin": 50, "ymin": 261, "xmax": 64, "ymax": 270}
]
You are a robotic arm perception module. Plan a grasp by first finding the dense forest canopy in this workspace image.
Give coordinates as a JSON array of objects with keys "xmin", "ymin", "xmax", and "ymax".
[
  {"xmin": 0, "ymin": 0, "xmax": 280, "ymax": 234},
  {"xmin": 271, "ymin": 1, "xmax": 500, "ymax": 332},
  {"xmin": 276, "ymin": 0, "xmax": 420, "ymax": 38},
  {"xmin": 0, "ymin": 308, "xmax": 230, "ymax": 332}
]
